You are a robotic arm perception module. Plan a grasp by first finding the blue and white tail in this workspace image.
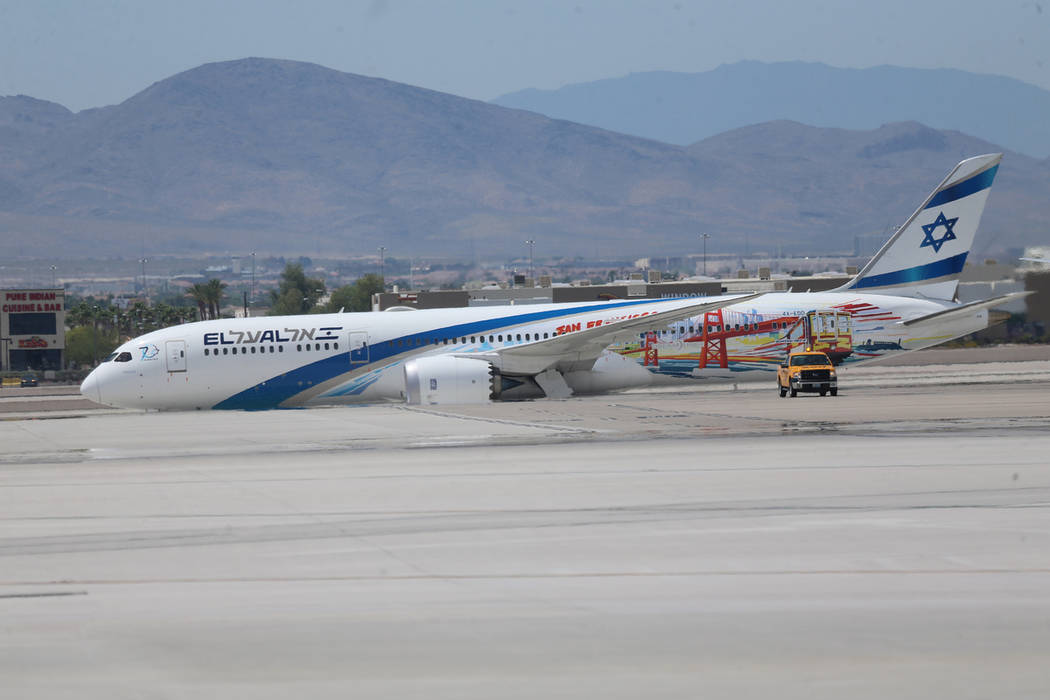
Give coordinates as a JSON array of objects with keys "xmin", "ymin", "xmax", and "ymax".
[{"xmin": 838, "ymin": 153, "xmax": 1001, "ymax": 301}]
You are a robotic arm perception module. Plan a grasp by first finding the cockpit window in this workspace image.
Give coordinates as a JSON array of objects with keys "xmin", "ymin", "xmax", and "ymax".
[
  {"xmin": 114, "ymin": 352, "xmax": 133, "ymax": 363},
  {"xmin": 102, "ymin": 352, "xmax": 118, "ymax": 362}
]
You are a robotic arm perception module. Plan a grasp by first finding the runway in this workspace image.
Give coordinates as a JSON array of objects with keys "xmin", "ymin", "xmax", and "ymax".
[{"xmin": 2, "ymin": 351, "xmax": 1049, "ymax": 698}]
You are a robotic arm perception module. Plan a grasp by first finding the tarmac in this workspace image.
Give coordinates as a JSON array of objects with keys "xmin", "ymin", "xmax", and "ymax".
[{"xmin": 2, "ymin": 346, "xmax": 1049, "ymax": 699}]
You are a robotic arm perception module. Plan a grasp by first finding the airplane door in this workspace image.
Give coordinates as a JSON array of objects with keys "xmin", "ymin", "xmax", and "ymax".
[
  {"xmin": 348, "ymin": 331, "xmax": 369, "ymax": 366},
  {"xmin": 165, "ymin": 340, "xmax": 187, "ymax": 372}
]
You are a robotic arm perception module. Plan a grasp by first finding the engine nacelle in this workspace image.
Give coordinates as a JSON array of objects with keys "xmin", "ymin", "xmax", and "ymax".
[{"xmin": 403, "ymin": 356, "xmax": 501, "ymax": 405}]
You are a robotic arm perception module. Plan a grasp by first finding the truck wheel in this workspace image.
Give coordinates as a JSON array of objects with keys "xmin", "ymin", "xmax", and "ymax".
[
  {"xmin": 819, "ymin": 389, "xmax": 827, "ymax": 396},
  {"xmin": 789, "ymin": 387, "xmax": 797, "ymax": 398},
  {"xmin": 830, "ymin": 388, "xmax": 838, "ymax": 397}
]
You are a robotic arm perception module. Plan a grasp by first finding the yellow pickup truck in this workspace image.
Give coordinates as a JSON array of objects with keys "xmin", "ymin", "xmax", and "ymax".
[{"xmin": 777, "ymin": 350, "xmax": 838, "ymax": 398}]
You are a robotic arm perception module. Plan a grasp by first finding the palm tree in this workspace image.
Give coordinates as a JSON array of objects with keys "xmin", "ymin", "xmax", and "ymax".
[
  {"xmin": 204, "ymin": 278, "xmax": 227, "ymax": 320},
  {"xmin": 187, "ymin": 283, "xmax": 210, "ymax": 320}
]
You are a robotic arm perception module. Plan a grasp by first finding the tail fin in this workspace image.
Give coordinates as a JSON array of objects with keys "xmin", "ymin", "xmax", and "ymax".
[{"xmin": 838, "ymin": 153, "xmax": 1002, "ymax": 301}]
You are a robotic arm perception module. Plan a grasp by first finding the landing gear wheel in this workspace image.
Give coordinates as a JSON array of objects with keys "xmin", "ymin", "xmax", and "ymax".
[
  {"xmin": 789, "ymin": 387, "xmax": 797, "ymax": 398},
  {"xmin": 779, "ymin": 384, "xmax": 787, "ymax": 398}
]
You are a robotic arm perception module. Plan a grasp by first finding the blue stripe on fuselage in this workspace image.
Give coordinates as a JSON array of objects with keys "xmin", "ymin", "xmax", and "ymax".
[
  {"xmin": 924, "ymin": 164, "xmax": 997, "ymax": 209},
  {"xmin": 211, "ymin": 298, "xmax": 685, "ymax": 409},
  {"xmin": 849, "ymin": 252, "xmax": 968, "ymax": 290}
]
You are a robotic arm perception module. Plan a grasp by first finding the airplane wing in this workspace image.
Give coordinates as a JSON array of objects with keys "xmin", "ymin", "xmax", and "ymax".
[
  {"xmin": 467, "ymin": 293, "xmax": 764, "ymax": 376},
  {"xmin": 899, "ymin": 291, "xmax": 1032, "ymax": 327}
]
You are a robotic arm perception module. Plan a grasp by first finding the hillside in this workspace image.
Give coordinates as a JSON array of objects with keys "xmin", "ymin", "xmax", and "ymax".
[{"xmin": 0, "ymin": 58, "xmax": 1046, "ymax": 260}]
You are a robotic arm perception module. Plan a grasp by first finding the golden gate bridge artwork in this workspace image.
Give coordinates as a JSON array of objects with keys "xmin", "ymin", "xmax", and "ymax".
[{"xmin": 623, "ymin": 305, "xmax": 866, "ymax": 376}]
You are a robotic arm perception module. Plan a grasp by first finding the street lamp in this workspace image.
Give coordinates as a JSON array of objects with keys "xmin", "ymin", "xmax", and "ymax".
[
  {"xmin": 92, "ymin": 305, "xmax": 99, "ymax": 366},
  {"xmin": 377, "ymin": 246, "xmax": 386, "ymax": 287},
  {"xmin": 700, "ymin": 233, "xmax": 711, "ymax": 276},
  {"xmin": 524, "ymin": 239, "xmax": 535, "ymax": 282},
  {"xmin": 249, "ymin": 251, "xmax": 256, "ymax": 316},
  {"xmin": 49, "ymin": 265, "xmax": 57, "ymax": 289},
  {"xmin": 139, "ymin": 257, "xmax": 148, "ymax": 296}
]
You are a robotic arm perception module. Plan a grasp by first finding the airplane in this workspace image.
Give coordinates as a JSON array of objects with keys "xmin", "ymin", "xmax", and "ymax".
[
  {"xmin": 605, "ymin": 152, "xmax": 1029, "ymax": 379},
  {"xmin": 80, "ymin": 292, "xmax": 765, "ymax": 410},
  {"xmin": 82, "ymin": 153, "xmax": 1024, "ymax": 410}
]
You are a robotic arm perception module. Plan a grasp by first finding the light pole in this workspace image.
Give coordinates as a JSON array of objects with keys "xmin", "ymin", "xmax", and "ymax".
[
  {"xmin": 92, "ymin": 305, "xmax": 99, "ymax": 366},
  {"xmin": 139, "ymin": 257, "xmax": 148, "ymax": 297},
  {"xmin": 377, "ymin": 246, "xmax": 386, "ymax": 287},
  {"xmin": 701, "ymin": 233, "xmax": 711, "ymax": 276},
  {"xmin": 49, "ymin": 265, "xmax": 57, "ymax": 289},
  {"xmin": 250, "ymin": 251, "xmax": 256, "ymax": 314},
  {"xmin": 524, "ymin": 239, "xmax": 535, "ymax": 282}
]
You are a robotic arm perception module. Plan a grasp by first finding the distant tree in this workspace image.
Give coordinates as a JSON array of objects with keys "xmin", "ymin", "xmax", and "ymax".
[
  {"xmin": 186, "ymin": 279, "xmax": 226, "ymax": 320},
  {"xmin": 66, "ymin": 300, "xmax": 96, "ymax": 328},
  {"xmin": 268, "ymin": 263, "xmax": 326, "ymax": 316},
  {"xmin": 65, "ymin": 325, "xmax": 118, "ymax": 368},
  {"xmin": 204, "ymin": 278, "xmax": 228, "ymax": 319},
  {"xmin": 318, "ymin": 274, "xmax": 384, "ymax": 313},
  {"xmin": 187, "ymin": 283, "xmax": 210, "ymax": 320}
]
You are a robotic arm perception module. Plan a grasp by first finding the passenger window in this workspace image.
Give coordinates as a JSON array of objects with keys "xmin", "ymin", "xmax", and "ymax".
[
  {"xmin": 333, "ymin": 343, "xmax": 338, "ymax": 350},
  {"xmin": 241, "ymin": 347, "xmax": 247, "ymax": 354},
  {"xmin": 324, "ymin": 342, "xmax": 330, "ymax": 350},
  {"xmin": 222, "ymin": 348, "xmax": 229, "ymax": 355},
  {"xmin": 250, "ymin": 346, "xmax": 256, "ymax": 354},
  {"xmin": 204, "ymin": 348, "xmax": 210, "ymax": 356},
  {"xmin": 297, "ymin": 344, "xmax": 302, "ymax": 351},
  {"xmin": 543, "ymin": 332, "xmax": 549, "ymax": 339},
  {"xmin": 470, "ymin": 336, "xmax": 476, "ymax": 343},
  {"xmin": 278, "ymin": 346, "xmax": 283, "ymax": 352}
]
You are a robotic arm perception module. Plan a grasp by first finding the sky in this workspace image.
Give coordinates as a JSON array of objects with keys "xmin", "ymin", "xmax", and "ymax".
[{"xmin": 1, "ymin": 0, "xmax": 1047, "ymax": 112}]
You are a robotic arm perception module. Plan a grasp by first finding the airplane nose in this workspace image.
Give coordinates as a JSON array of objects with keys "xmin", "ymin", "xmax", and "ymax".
[{"xmin": 80, "ymin": 370, "xmax": 102, "ymax": 404}]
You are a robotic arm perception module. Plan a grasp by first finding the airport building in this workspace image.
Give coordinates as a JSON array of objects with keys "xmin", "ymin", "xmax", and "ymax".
[
  {"xmin": 1, "ymin": 288, "xmax": 65, "ymax": 371},
  {"xmin": 372, "ymin": 276, "xmax": 852, "ymax": 311}
]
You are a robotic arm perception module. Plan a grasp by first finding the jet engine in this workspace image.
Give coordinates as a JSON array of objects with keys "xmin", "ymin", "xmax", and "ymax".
[{"xmin": 403, "ymin": 356, "xmax": 502, "ymax": 405}]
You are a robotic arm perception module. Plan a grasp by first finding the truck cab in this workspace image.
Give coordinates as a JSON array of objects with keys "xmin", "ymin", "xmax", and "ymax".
[{"xmin": 777, "ymin": 350, "xmax": 837, "ymax": 397}]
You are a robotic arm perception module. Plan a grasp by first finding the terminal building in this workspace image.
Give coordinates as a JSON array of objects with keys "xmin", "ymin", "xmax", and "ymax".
[{"xmin": 1, "ymin": 289, "xmax": 65, "ymax": 371}]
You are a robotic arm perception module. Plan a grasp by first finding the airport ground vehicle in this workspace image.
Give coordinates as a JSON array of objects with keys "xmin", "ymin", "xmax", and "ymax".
[
  {"xmin": 777, "ymin": 351, "xmax": 837, "ymax": 397},
  {"xmin": 20, "ymin": 375, "xmax": 39, "ymax": 387}
]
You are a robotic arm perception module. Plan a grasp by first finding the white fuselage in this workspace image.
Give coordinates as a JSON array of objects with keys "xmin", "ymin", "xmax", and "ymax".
[{"xmin": 81, "ymin": 292, "xmax": 988, "ymax": 411}]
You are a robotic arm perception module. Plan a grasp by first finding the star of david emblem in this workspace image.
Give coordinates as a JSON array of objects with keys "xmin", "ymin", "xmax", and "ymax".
[{"xmin": 919, "ymin": 211, "xmax": 959, "ymax": 254}]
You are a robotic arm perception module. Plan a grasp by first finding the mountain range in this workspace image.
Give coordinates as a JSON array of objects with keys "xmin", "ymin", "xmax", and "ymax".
[
  {"xmin": 0, "ymin": 58, "xmax": 1046, "ymax": 261},
  {"xmin": 493, "ymin": 61, "xmax": 1050, "ymax": 159}
]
